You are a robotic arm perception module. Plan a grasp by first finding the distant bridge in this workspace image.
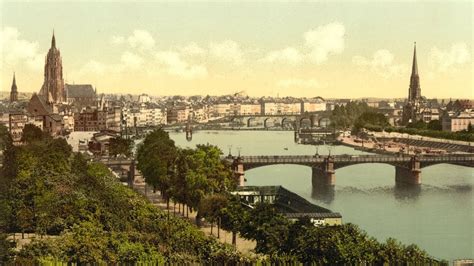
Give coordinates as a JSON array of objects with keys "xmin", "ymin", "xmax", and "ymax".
[
  {"xmin": 228, "ymin": 112, "xmax": 332, "ymax": 129},
  {"xmin": 226, "ymin": 154, "xmax": 474, "ymax": 187}
]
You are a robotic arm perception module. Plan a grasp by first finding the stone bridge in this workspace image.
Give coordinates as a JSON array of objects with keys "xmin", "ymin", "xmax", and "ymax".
[
  {"xmin": 226, "ymin": 154, "xmax": 474, "ymax": 187},
  {"xmin": 229, "ymin": 112, "xmax": 332, "ymax": 129}
]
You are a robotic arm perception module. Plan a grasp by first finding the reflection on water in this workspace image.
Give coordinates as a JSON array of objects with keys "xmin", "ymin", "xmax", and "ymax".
[
  {"xmin": 170, "ymin": 131, "xmax": 473, "ymax": 261},
  {"xmin": 311, "ymin": 185, "xmax": 335, "ymax": 204},
  {"xmin": 310, "ymin": 183, "xmax": 423, "ymax": 203},
  {"xmin": 393, "ymin": 183, "xmax": 421, "ymax": 201}
]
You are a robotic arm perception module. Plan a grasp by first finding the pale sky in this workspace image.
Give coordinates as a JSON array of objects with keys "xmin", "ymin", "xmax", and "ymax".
[{"xmin": 0, "ymin": 1, "xmax": 472, "ymax": 98}]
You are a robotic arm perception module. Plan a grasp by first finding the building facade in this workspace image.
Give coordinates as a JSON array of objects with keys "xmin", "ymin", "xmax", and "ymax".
[{"xmin": 441, "ymin": 110, "xmax": 474, "ymax": 132}]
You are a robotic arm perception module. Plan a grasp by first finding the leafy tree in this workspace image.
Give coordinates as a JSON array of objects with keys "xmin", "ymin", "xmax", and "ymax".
[
  {"xmin": 199, "ymin": 194, "xmax": 228, "ymax": 235},
  {"xmin": 218, "ymin": 195, "xmax": 249, "ymax": 246},
  {"xmin": 21, "ymin": 124, "xmax": 44, "ymax": 143},
  {"xmin": 137, "ymin": 128, "xmax": 177, "ymax": 205},
  {"xmin": 353, "ymin": 111, "xmax": 390, "ymax": 133},
  {"xmin": 427, "ymin": 119, "xmax": 442, "ymax": 131},
  {"xmin": 407, "ymin": 120, "xmax": 427, "ymax": 130},
  {"xmin": 109, "ymin": 136, "xmax": 133, "ymax": 157},
  {"xmin": 239, "ymin": 202, "xmax": 290, "ymax": 254}
]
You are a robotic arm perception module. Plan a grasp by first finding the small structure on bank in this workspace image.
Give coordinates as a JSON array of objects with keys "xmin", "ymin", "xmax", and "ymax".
[
  {"xmin": 232, "ymin": 185, "xmax": 342, "ymax": 226},
  {"xmin": 88, "ymin": 130, "xmax": 120, "ymax": 156}
]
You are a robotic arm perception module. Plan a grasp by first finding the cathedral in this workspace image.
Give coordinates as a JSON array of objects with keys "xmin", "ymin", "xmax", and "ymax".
[
  {"xmin": 402, "ymin": 43, "xmax": 424, "ymax": 124},
  {"xmin": 39, "ymin": 32, "xmax": 66, "ymax": 104}
]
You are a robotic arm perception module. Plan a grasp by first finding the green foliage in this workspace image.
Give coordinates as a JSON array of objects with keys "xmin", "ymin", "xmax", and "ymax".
[
  {"xmin": 137, "ymin": 129, "xmax": 236, "ymax": 225},
  {"xmin": 199, "ymin": 193, "xmax": 228, "ymax": 225},
  {"xmin": 136, "ymin": 128, "xmax": 177, "ymax": 200},
  {"xmin": 407, "ymin": 119, "xmax": 428, "ymax": 129},
  {"xmin": 0, "ymin": 233, "xmax": 14, "ymax": 263},
  {"xmin": 20, "ymin": 124, "xmax": 45, "ymax": 143},
  {"xmin": 331, "ymin": 101, "xmax": 374, "ymax": 129},
  {"xmin": 240, "ymin": 202, "xmax": 290, "ymax": 254},
  {"xmin": 0, "ymin": 124, "xmax": 12, "ymax": 151},
  {"xmin": 213, "ymin": 197, "xmax": 440, "ymax": 264},
  {"xmin": 3, "ymin": 134, "xmax": 243, "ymax": 263},
  {"xmin": 109, "ymin": 136, "xmax": 133, "ymax": 157},
  {"xmin": 427, "ymin": 119, "xmax": 442, "ymax": 131},
  {"xmin": 353, "ymin": 111, "xmax": 390, "ymax": 133}
]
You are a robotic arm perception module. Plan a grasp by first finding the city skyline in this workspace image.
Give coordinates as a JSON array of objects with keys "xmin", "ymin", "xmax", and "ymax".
[{"xmin": 1, "ymin": 1, "xmax": 472, "ymax": 99}]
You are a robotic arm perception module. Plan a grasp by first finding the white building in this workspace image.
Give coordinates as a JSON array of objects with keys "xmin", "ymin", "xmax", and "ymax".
[{"xmin": 442, "ymin": 110, "xmax": 474, "ymax": 132}]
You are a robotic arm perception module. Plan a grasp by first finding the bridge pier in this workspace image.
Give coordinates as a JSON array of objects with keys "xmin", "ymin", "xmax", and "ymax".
[
  {"xmin": 312, "ymin": 156, "xmax": 336, "ymax": 187},
  {"xmin": 395, "ymin": 156, "xmax": 421, "ymax": 185},
  {"xmin": 232, "ymin": 158, "xmax": 245, "ymax": 187}
]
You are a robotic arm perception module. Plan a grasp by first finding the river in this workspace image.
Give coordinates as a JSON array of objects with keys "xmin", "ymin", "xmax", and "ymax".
[{"xmin": 168, "ymin": 130, "xmax": 473, "ymax": 261}]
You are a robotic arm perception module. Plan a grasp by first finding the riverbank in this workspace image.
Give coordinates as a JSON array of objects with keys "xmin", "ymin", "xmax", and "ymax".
[{"xmin": 339, "ymin": 133, "xmax": 473, "ymax": 155}]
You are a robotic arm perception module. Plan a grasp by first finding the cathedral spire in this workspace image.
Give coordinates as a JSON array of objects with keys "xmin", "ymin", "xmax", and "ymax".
[
  {"xmin": 10, "ymin": 72, "xmax": 18, "ymax": 103},
  {"xmin": 408, "ymin": 42, "xmax": 421, "ymax": 102},
  {"xmin": 411, "ymin": 42, "xmax": 418, "ymax": 76},
  {"xmin": 51, "ymin": 30, "xmax": 56, "ymax": 48},
  {"xmin": 12, "ymin": 72, "xmax": 17, "ymax": 90}
]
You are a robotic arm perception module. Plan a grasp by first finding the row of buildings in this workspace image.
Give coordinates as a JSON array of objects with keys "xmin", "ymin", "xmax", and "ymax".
[{"xmin": 1, "ymin": 36, "xmax": 472, "ymax": 144}]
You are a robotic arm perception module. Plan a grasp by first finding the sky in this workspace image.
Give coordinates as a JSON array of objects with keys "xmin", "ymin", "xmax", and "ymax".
[{"xmin": 0, "ymin": 1, "xmax": 472, "ymax": 99}]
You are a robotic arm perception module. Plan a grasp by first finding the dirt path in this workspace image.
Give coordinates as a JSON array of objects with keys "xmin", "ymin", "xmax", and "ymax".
[{"xmin": 132, "ymin": 181, "xmax": 256, "ymax": 254}]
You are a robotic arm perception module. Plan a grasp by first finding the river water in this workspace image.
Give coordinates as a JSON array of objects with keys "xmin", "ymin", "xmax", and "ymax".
[{"xmin": 169, "ymin": 130, "xmax": 473, "ymax": 261}]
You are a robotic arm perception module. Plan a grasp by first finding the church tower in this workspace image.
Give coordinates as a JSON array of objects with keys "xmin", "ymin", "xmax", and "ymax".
[
  {"xmin": 39, "ymin": 32, "xmax": 65, "ymax": 104},
  {"xmin": 402, "ymin": 42, "xmax": 424, "ymax": 125},
  {"xmin": 10, "ymin": 73, "xmax": 18, "ymax": 103},
  {"xmin": 408, "ymin": 42, "xmax": 421, "ymax": 102}
]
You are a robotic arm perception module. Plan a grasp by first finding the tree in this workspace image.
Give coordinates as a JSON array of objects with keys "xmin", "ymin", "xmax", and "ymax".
[
  {"xmin": 407, "ymin": 120, "xmax": 427, "ymax": 129},
  {"xmin": 239, "ymin": 202, "xmax": 290, "ymax": 254},
  {"xmin": 137, "ymin": 129, "xmax": 177, "ymax": 205},
  {"xmin": 20, "ymin": 124, "xmax": 44, "ymax": 143},
  {"xmin": 184, "ymin": 144, "xmax": 236, "ymax": 224},
  {"xmin": 199, "ymin": 194, "xmax": 228, "ymax": 236},
  {"xmin": 219, "ymin": 196, "xmax": 247, "ymax": 246},
  {"xmin": 109, "ymin": 137, "xmax": 133, "ymax": 157},
  {"xmin": 353, "ymin": 111, "xmax": 390, "ymax": 133},
  {"xmin": 427, "ymin": 120, "xmax": 442, "ymax": 131}
]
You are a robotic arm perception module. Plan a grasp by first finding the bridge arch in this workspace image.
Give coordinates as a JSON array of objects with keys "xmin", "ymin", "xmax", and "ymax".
[
  {"xmin": 263, "ymin": 117, "xmax": 277, "ymax": 128},
  {"xmin": 247, "ymin": 117, "xmax": 256, "ymax": 127},
  {"xmin": 299, "ymin": 117, "xmax": 313, "ymax": 128},
  {"xmin": 281, "ymin": 117, "xmax": 295, "ymax": 129},
  {"xmin": 319, "ymin": 117, "xmax": 331, "ymax": 128},
  {"xmin": 230, "ymin": 117, "xmax": 246, "ymax": 128}
]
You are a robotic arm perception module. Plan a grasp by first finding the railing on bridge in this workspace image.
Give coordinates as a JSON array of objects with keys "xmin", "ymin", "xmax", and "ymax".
[{"xmin": 231, "ymin": 154, "xmax": 474, "ymax": 164}]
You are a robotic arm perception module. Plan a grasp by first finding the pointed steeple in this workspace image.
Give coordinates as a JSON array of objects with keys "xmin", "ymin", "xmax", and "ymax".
[
  {"xmin": 411, "ymin": 42, "xmax": 418, "ymax": 76},
  {"xmin": 408, "ymin": 42, "xmax": 421, "ymax": 102},
  {"xmin": 12, "ymin": 72, "xmax": 17, "ymax": 91},
  {"xmin": 10, "ymin": 72, "xmax": 18, "ymax": 103},
  {"xmin": 51, "ymin": 30, "xmax": 56, "ymax": 48}
]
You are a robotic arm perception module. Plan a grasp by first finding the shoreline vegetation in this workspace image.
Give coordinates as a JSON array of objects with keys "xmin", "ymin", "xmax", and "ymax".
[{"xmin": 0, "ymin": 125, "xmax": 447, "ymax": 263}]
